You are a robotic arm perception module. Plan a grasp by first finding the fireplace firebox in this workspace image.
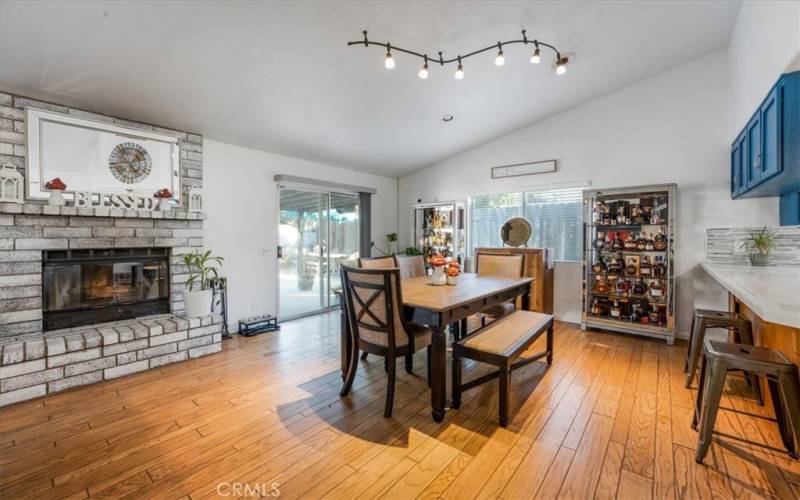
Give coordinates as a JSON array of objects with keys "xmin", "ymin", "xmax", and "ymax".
[{"xmin": 42, "ymin": 248, "xmax": 170, "ymax": 331}]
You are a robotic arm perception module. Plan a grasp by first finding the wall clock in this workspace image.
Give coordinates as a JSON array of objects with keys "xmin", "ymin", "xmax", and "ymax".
[{"xmin": 108, "ymin": 142, "xmax": 152, "ymax": 184}]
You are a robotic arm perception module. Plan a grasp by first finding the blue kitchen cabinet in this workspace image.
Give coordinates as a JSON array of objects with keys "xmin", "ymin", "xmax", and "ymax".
[
  {"xmin": 779, "ymin": 190, "xmax": 800, "ymax": 226},
  {"xmin": 732, "ymin": 71, "xmax": 800, "ymax": 202},
  {"xmin": 730, "ymin": 132, "xmax": 745, "ymax": 197}
]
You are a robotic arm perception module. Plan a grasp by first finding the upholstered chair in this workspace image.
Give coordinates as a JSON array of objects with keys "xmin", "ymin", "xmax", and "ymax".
[
  {"xmin": 476, "ymin": 253, "xmax": 525, "ymax": 327},
  {"xmin": 394, "ymin": 255, "xmax": 426, "ymax": 279}
]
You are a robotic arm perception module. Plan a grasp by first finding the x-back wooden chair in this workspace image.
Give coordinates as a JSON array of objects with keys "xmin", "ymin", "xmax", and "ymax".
[{"xmin": 339, "ymin": 265, "xmax": 432, "ymax": 417}]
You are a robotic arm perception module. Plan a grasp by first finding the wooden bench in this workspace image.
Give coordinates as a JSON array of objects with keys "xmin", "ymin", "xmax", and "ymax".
[{"xmin": 452, "ymin": 310, "xmax": 554, "ymax": 427}]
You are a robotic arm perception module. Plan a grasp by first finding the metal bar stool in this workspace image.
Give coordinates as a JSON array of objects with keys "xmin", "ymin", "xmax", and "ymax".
[
  {"xmin": 685, "ymin": 309, "xmax": 762, "ymax": 404},
  {"xmin": 691, "ymin": 338, "xmax": 800, "ymax": 464}
]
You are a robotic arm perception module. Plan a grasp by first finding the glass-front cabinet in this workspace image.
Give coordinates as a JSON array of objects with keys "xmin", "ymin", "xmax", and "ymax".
[
  {"xmin": 581, "ymin": 184, "xmax": 676, "ymax": 345},
  {"xmin": 411, "ymin": 202, "xmax": 467, "ymax": 265}
]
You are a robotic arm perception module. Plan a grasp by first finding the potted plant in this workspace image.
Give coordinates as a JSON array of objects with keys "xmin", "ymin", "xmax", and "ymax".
[
  {"xmin": 742, "ymin": 226, "xmax": 776, "ymax": 266},
  {"xmin": 297, "ymin": 260, "xmax": 316, "ymax": 291},
  {"xmin": 182, "ymin": 250, "xmax": 224, "ymax": 317}
]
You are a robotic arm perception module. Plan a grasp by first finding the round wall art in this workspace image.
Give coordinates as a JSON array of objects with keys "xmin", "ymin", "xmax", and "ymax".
[{"xmin": 108, "ymin": 142, "xmax": 152, "ymax": 184}]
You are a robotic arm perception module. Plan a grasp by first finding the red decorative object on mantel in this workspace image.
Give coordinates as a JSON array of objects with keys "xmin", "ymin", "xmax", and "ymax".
[
  {"xmin": 154, "ymin": 188, "xmax": 173, "ymax": 199},
  {"xmin": 44, "ymin": 178, "xmax": 67, "ymax": 191}
]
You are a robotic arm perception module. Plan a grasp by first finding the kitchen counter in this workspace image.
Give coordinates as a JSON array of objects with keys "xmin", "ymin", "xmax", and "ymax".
[{"xmin": 701, "ymin": 263, "xmax": 800, "ymax": 329}]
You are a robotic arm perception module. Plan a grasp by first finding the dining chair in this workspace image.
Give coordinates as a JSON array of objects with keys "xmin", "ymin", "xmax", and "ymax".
[
  {"xmin": 359, "ymin": 256, "xmax": 395, "ymax": 269},
  {"xmin": 339, "ymin": 265, "xmax": 432, "ymax": 417},
  {"xmin": 475, "ymin": 253, "xmax": 525, "ymax": 328},
  {"xmin": 394, "ymin": 254, "xmax": 426, "ymax": 279}
]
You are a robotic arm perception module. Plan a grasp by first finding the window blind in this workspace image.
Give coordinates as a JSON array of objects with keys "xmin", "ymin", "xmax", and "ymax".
[{"xmin": 470, "ymin": 187, "xmax": 584, "ymax": 261}]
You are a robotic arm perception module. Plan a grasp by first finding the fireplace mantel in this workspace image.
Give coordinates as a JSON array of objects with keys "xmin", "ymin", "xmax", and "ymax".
[{"xmin": 0, "ymin": 202, "xmax": 205, "ymax": 220}]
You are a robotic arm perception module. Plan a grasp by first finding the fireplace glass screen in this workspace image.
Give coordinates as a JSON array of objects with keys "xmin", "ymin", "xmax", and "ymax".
[{"xmin": 42, "ymin": 248, "xmax": 170, "ymax": 330}]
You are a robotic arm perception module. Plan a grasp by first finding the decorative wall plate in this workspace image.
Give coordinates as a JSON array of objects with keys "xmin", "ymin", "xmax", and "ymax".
[
  {"xmin": 109, "ymin": 142, "xmax": 152, "ymax": 184},
  {"xmin": 500, "ymin": 217, "xmax": 532, "ymax": 247}
]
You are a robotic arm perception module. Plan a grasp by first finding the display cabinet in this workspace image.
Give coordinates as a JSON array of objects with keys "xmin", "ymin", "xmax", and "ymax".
[
  {"xmin": 411, "ymin": 201, "xmax": 467, "ymax": 264},
  {"xmin": 581, "ymin": 184, "xmax": 676, "ymax": 344}
]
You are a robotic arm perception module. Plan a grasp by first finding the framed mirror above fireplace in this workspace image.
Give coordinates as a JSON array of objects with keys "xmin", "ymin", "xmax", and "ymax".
[
  {"xmin": 25, "ymin": 108, "xmax": 182, "ymax": 203},
  {"xmin": 42, "ymin": 248, "xmax": 171, "ymax": 331}
]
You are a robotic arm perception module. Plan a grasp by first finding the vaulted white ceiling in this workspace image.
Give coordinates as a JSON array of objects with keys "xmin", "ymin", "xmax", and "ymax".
[{"xmin": 0, "ymin": 1, "xmax": 741, "ymax": 177}]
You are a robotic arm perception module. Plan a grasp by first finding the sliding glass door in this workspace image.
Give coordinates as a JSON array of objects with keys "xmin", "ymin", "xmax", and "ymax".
[{"xmin": 278, "ymin": 187, "xmax": 359, "ymax": 319}]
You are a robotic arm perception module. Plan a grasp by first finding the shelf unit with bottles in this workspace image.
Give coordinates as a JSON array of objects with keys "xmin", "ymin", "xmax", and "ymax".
[
  {"xmin": 411, "ymin": 201, "xmax": 467, "ymax": 266},
  {"xmin": 581, "ymin": 184, "xmax": 676, "ymax": 344}
]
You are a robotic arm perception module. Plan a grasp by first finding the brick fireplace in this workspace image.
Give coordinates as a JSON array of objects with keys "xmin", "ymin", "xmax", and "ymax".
[{"xmin": 0, "ymin": 92, "xmax": 223, "ymax": 407}]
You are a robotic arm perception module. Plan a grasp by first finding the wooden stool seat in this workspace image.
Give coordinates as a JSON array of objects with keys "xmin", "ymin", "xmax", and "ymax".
[
  {"xmin": 692, "ymin": 339, "xmax": 800, "ymax": 463},
  {"xmin": 452, "ymin": 310, "xmax": 554, "ymax": 427}
]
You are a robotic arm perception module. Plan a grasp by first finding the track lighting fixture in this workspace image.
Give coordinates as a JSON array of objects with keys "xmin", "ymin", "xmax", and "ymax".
[
  {"xmin": 530, "ymin": 41, "xmax": 541, "ymax": 64},
  {"xmin": 495, "ymin": 43, "xmax": 505, "ymax": 66},
  {"xmin": 454, "ymin": 57, "xmax": 464, "ymax": 80},
  {"xmin": 418, "ymin": 55, "xmax": 429, "ymax": 79},
  {"xmin": 349, "ymin": 30, "xmax": 570, "ymax": 79},
  {"xmin": 556, "ymin": 55, "xmax": 568, "ymax": 75},
  {"xmin": 384, "ymin": 44, "xmax": 395, "ymax": 69}
]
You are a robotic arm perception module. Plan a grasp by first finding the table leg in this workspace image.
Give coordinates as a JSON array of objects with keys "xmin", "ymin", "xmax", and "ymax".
[{"xmin": 431, "ymin": 318, "xmax": 448, "ymax": 422}]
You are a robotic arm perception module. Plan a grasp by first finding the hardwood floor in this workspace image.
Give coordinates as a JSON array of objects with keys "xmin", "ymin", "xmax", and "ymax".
[{"xmin": 1, "ymin": 313, "xmax": 798, "ymax": 499}]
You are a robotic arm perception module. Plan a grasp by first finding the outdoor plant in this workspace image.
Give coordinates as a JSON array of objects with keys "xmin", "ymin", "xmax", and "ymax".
[
  {"xmin": 403, "ymin": 246, "xmax": 422, "ymax": 256},
  {"xmin": 183, "ymin": 250, "xmax": 224, "ymax": 291},
  {"xmin": 742, "ymin": 226, "xmax": 776, "ymax": 255}
]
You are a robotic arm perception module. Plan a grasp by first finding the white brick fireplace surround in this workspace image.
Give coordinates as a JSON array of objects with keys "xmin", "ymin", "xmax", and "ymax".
[{"xmin": 0, "ymin": 92, "xmax": 223, "ymax": 407}]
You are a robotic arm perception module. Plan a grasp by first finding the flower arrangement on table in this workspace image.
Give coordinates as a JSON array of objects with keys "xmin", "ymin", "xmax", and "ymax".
[
  {"xmin": 446, "ymin": 259, "xmax": 461, "ymax": 285},
  {"xmin": 429, "ymin": 252, "xmax": 461, "ymax": 286}
]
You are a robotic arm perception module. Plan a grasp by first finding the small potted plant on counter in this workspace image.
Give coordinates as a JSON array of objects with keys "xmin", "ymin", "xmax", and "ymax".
[
  {"xmin": 742, "ymin": 226, "xmax": 776, "ymax": 266},
  {"xmin": 182, "ymin": 250, "xmax": 225, "ymax": 317},
  {"xmin": 446, "ymin": 259, "xmax": 461, "ymax": 285}
]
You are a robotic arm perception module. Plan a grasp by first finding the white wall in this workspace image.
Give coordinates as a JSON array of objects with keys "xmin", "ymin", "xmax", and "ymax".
[
  {"xmin": 728, "ymin": 1, "xmax": 800, "ymax": 140},
  {"xmin": 203, "ymin": 139, "xmax": 398, "ymax": 329},
  {"xmin": 398, "ymin": 49, "xmax": 778, "ymax": 334}
]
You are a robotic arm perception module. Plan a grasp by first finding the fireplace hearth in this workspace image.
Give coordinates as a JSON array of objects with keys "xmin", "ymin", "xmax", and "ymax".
[{"xmin": 42, "ymin": 248, "xmax": 171, "ymax": 331}]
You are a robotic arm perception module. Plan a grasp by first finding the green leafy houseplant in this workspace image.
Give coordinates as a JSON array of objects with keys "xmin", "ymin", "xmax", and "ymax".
[
  {"xmin": 370, "ymin": 233, "xmax": 399, "ymax": 256},
  {"xmin": 182, "ymin": 250, "xmax": 224, "ymax": 316},
  {"xmin": 741, "ymin": 226, "xmax": 776, "ymax": 266}
]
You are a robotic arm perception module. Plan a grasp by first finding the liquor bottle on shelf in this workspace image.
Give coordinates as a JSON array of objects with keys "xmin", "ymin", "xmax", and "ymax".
[
  {"xmin": 610, "ymin": 300, "xmax": 622, "ymax": 319},
  {"xmin": 649, "ymin": 279, "xmax": 666, "ymax": 301},
  {"xmin": 604, "ymin": 233, "xmax": 613, "ymax": 250},
  {"xmin": 590, "ymin": 298, "xmax": 603, "ymax": 316},
  {"xmin": 607, "ymin": 254, "xmax": 623, "ymax": 276},
  {"xmin": 615, "ymin": 278, "xmax": 631, "ymax": 296},
  {"xmin": 624, "ymin": 259, "xmax": 638, "ymax": 276},
  {"xmin": 631, "ymin": 279, "xmax": 647, "ymax": 297},
  {"xmin": 639, "ymin": 256, "xmax": 652, "ymax": 277},
  {"xmin": 592, "ymin": 256, "xmax": 607, "ymax": 274},
  {"xmin": 645, "ymin": 233, "xmax": 655, "ymax": 251},
  {"xmin": 630, "ymin": 301, "xmax": 644, "ymax": 323},
  {"xmin": 593, "ymin": 232, "xmax": 606, "ymax": 250},
  {"xmin": 653, "ymin": 228, "xmax": 668, "ymax": 251},
  {"xmin": 611, "ymin": 233, "xmax": 624, "ymax": 251},
  {"xmin": 636, "ymin": 233, "xmax": 647, "ymax": 251},
  {"xmin": 593, "ymin": 276, "xmax": 611, "ymax": 294},
  {"xmin": 592, "ymin": 202, "xmax": 605, "ymax": 224},
  {"xmin": 624, "ymin": 233, "xmax": 638, "ymax": 251},
  {"xmin": 649, "ymin": 305, "xmax": 661, "ymax": 325},
  {"xmin": 652, "ymin": 256, "xmax": 666, "ymax": 278}
]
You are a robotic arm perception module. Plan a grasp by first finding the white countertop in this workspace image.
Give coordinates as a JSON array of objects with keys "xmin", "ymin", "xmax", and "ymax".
[{"xmin": 701, "ymin": 263, "xmax": 800, "ymax": 329}]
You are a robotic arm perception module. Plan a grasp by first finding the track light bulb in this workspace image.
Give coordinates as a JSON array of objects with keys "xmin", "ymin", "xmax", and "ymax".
[
  {"xmin": 556, "ymin": 57, "xmax": 567, "ymax": 75},
  {"xmin": 384, "ymin": 51, "xmax": 395, "ymax": 69},
  {"xmin": 495, "ymin": 50, "xmax": 505, "ymax": 66},
  {"xmin": 454, "ymin": 62, "xmax": 464, "ymax": 80},
  {"xmin": 418, "ymin": 62, "xmax": 429, "ymax": 79},
  {"xmin": 530, "ymin": 48, "xmax": 541, "ymax": 64}
]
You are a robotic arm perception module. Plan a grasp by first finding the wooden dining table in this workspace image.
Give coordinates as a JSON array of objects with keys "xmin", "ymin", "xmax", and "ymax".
[{"xmin": 339, "ymin": 273, "xmax": 533, "ymax": 422}]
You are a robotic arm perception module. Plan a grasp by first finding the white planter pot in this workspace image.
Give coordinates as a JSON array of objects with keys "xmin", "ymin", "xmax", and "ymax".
[
  {"xmin": 430, "ymin": 266, "xmax": 447, "ymax": 286},
  {"xmin": 157, "ymin": 198, "xmax": 172, "ymax": 211},
  {"xmin": 182, "ymin": 289, "xmax": 212, "ymax": 317}
]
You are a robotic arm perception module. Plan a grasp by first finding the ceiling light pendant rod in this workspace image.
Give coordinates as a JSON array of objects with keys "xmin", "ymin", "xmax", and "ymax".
[{"xmin": 348, "ymin": 29, "xmax": 563, "ymax": 66}]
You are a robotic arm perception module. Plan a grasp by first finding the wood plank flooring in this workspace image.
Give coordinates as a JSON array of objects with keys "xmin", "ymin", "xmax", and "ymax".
[{"xmin": 1, "ymin": 313, "xmax": 798, "ymax": 499}]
